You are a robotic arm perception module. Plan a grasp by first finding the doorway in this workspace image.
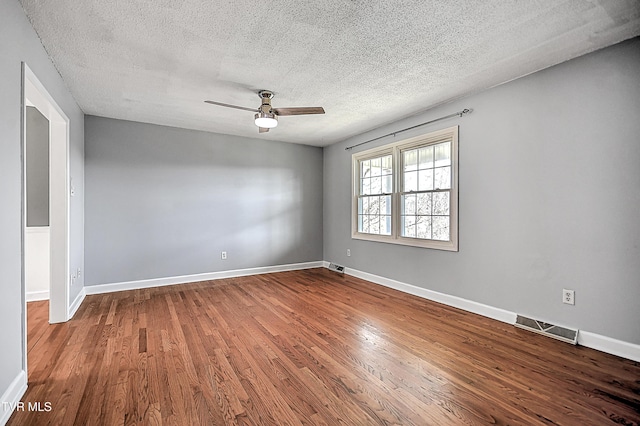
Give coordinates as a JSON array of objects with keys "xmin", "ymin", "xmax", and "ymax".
[
  {"xmin": 21, "ymin": 63, "xmax": 71, "ymax": 375},
  {"xmin": 24, "ymin": 105, "xmax": 51, "ymax": 302}
]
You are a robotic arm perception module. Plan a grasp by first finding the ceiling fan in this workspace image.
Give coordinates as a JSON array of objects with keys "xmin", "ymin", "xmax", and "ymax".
[{"xmin": 205, "ymin": 90, "xmax": 325, "ymax": 133}]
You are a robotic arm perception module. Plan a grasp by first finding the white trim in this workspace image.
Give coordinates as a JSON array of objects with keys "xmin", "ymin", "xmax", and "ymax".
[
  {"xmin": 23, "ymin": 63, "xmax": 70, "ymax": 324},
  {"xmin": 578, "ymin": 331, "xmax": 640, "ymax": 362},
  {"xmin": 85, "ymin": 261, "xmax": 324, "ymax": 295},
  {"xmin": 68, "ymin": 288, "xmax": 86, "ymax": 319},
  {"xmin": 24, "ymin": 227, "xmax": 50, "ymax": 301},
  {"xmin": 0, "ymin": 370, "xmax": 27, "ymax": 426},
  {"xmin": 24, "ymin": 226, "xmax": 49, "ymax": 234},
  {"xmin": 26, "ymin": 290, "xmax": 49, "ymax": 302},
  {"xmin": 334, "ymin": 264, "xmax": 640, "ymax": 362},
  {"xmin": 343, "ymin": 265, "xmax": 515, "ymax": 324}
]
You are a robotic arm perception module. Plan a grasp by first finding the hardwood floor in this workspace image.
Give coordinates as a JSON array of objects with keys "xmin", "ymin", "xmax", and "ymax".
[{"xmin": 10, "ymin": 268, "xmax": 640, "ymax": 425}]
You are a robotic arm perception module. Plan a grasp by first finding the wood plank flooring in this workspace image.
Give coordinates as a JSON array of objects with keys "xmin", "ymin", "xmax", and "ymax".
[{"xmin": 9, "ymin": 268, "xmax": 640, "ymax": 425}]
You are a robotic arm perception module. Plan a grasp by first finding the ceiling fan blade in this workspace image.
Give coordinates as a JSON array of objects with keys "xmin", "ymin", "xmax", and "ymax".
[
  {"xmin": 259, "ymin": 127, "xmax": 269, "ymax": 133},
  {"xmin": 273, "ymin": 107, "xmax": 325, "ymax": 116},
  {"xmin": 204, "ymin": 100, "xmax": 257, "ymax": 113}
]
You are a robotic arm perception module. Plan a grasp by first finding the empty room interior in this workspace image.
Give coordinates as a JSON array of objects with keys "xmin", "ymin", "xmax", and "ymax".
[{"xmin": 1, "ymin": 0, "xmax": 640, "ymax": 424}]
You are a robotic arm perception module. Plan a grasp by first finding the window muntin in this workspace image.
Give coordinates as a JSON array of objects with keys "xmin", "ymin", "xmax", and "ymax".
[{"xmin": 351, "ymin": 126, "xmax": 458, "ymax": 251}]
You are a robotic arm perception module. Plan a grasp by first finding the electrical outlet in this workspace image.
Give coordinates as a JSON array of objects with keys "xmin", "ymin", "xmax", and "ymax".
[
  {"xmin": 563, "ymin": 289, "xmax": 575, "ymax": 305},
  {"xmin": 347, "ymin": 249, "xmax": 351, "ymax": 257},
  {"xmin": 221, "ymin": 251, "xmax": 227, "ymax": 260}
]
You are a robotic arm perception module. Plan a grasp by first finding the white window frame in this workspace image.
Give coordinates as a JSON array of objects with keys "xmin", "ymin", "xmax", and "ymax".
[{"xmin": 351, "ymin": 126, "xmax": 458, "ymax": 251}]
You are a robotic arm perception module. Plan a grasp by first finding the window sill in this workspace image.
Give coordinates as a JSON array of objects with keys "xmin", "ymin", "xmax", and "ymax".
[{"xmin": 351, "ymin": 232, "xmax": 458, "ymax": 252}]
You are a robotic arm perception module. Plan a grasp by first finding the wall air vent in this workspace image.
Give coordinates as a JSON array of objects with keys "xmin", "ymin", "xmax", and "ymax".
[
  {"xmin": 327, "ymin": 263, "xmax": 345, "ymax": 274},
  {"xmin": 515, "ymin": 315, "xmax": 578, "ymax": 345}
]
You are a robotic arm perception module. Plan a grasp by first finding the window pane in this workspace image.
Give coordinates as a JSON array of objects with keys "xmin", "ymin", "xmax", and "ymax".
[
  {"xmin": 371, "ymin": 157, "xmax": 381, "ymax": 176},
  {"xmin": 369, "ymin": 215, "xmax": 380, "ymax": 234},
  {"xmin": 402, "ymin": 215, "xmax": 416, "ymax": 237},
  {"xmin": 361, "ymin": 159, "xmax": 370, "ymax": 178},
  {"xmin": 362, "ymin": 215, "xmax": 370, "ymax": 233},
  {"xmin": 358, "ymin": 194, "xmax": 394, "ymax": 236},
  {"xmin": 402, "ymin": 194, "xmax": 416, "ymax": 215},
  {"xmin": 419, "ymin": 146, "xmax": 433, "ymax": 169},
  {"xmin": 380, "ymin": 195, "xmax": 390, "ymax": 215},
  {"xmin": 404, "ymin": 171, "xmax": 417, "ymax": 192},
  {"xmin": 382, "ymin": 155, "xmax": 392, "ymax": 172},
  {"xmin": 432, "ymin": 216, "xmax": 450, "ymax": 240},
  {"xmin": 362, "ymin": 177, "xmax": 371, "ymax": 195},
  {"xmin": 380, "ymin": 215, "xmax": 391, "ymax": 235},
  {"xmin": 433, "ymin": 192, "xmax": 450, "ymax": 215},
  {"xmin": 382, "ymin": 175, "xmax": 392, "ymax": 193},
  {"xmin": 416, "ymin": 216, "xmax": 432, "ymax": 239},
  {"xmin": 416, "ymin": 193, "xmax": 432, "ymax": 215},
  {"xmin": 404, "ymin": 149, "xmax": 418, "ymax": 172},
  {"xmin": 434, "ymin": 142, "xmax": 451, "ymax": 167},
  {"xmin": 373, "ymin": 196, "xmax": 382, "ymax": 214},
  {"xmin": 371, "ymin": 176, "xmax": 382, "ymax": 194},
  {"xmin": 360, "ymin": 154, "xmax": 393, "ymax": 197},
  {"xmin": 434, "ymin": 166, "xmax": 451, "ymax": 190},
  {"xmin": 418, "ymin": 169, "xmax": 434, "ymax": 191}
]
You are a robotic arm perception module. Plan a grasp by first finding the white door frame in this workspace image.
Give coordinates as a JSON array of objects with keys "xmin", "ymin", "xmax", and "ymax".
[{"xmin": 22, "ymin": 63, "xmax": 70, "ymax": 337}]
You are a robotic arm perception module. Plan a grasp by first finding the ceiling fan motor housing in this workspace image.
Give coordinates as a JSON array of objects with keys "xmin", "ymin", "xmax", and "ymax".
[{"xmin": 259, "ymin": 90, "xmax": 275, "ymax": 113}]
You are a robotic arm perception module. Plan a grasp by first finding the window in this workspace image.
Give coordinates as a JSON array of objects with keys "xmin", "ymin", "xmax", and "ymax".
[
  {"xmin": 357, "ymin": 154, "xmax": 393, "ymax": 236},
  {"xmin": 352, "ymin": 126, "xmax": 458, "ymax": 251}
]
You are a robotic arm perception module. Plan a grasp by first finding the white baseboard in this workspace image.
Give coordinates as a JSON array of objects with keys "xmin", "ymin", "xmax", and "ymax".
[
  {"xmin": 25, "ymin": 227, "xmax": 50, "ymax": 301},
  {"xmin": 85, "ymin": 261, "xmax": 324, "ymax": 295},
  {"xmin": 578, "ymin": 331, "xmax": 640, "ymax": 362},
  {"xmin": 332, "ymin": 263, "xmax": 640, "ymax": 362},
  {"xmin": 0, "ymin": 370, "xmax": 27, "ymax": 426},
  {"xmin": 68, "ymin": 288, "xmax": 86, "ymax": 319},
  {"xmin": 342, "ymin": 264, "xmax": 516, "ymax": 324},
  {"xmin": 26, "ymin": 290, "xmax": 49, "ymax": 302}
]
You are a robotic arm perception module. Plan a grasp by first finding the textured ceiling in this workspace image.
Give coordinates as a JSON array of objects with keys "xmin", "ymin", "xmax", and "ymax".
[{"xmin": 19, "ymin": 0, "xmax": 640, "ymax": 146}]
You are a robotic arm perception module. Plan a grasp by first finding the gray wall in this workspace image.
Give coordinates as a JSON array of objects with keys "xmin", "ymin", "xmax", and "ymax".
[
  {"xmin": 324, "ymin": 37, "xmax": 640, "ymax": 345},
  {"xmin": 0, "ymin": 0, "xmax": 84, "ymax": 406},
  {"xmin": 84, "ymin": 117, "xmax": 323, "ymax": 286},
  {"xmin": 26, "ymin": 106, "xmax": 49, "ymax": 227}
]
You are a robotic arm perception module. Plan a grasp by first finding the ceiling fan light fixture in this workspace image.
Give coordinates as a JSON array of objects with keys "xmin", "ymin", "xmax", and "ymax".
[{"xmin": 254, "ymin": 112, "xmax": 278, "ymax": 128}]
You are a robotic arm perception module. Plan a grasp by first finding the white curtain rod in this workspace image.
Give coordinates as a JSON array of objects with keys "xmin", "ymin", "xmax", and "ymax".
[{"xmin": 345, "ymin": 108, "xmax": 472, "ymax": 151}]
